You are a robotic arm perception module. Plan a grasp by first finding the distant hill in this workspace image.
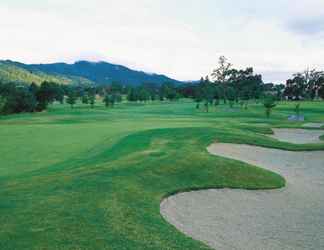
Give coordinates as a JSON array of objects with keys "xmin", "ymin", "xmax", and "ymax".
[
  {"xmin": 0, "ymin": 60, "xmax": 182, "ymax": 86},
  {"xmin": 0, "ymin": 61, "xmax": 73, "ymax": 85}
]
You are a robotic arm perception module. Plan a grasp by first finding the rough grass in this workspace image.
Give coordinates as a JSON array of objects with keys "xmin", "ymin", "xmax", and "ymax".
[{"xmin": 0, "ymin": 100, "xmax": 323, "ymax": 249}]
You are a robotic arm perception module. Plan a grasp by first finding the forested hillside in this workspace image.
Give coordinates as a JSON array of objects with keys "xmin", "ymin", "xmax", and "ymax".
[
  {"xmin": 0, "ymin": 61, "xmax": 73, "ymax": 85},
  {"xmin": 0, "ymin": 60, "xmax": 181, "ymax": 86}
]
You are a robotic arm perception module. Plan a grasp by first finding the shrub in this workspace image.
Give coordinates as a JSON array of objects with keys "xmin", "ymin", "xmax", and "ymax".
[{"xmin": 263, "ymin": 95, "xmax": 276, "ymax": 118}]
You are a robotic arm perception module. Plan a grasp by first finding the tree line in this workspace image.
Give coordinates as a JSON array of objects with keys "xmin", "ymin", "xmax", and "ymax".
[
  {"xmin": 1, "ymin": 56, "xmax": 323, "ymax": 115},
  {"xmin": 0, "ymin": 81, "xmax": 126, "ymax": 114},
  {"xmin": 0, "ymin": 80, "xmax": 182, "ymax": 114},
  {"xmin": 190, "ymin": 56, "xmax": 324, "ymax": 112},
  {"xmin": 284, "ymin": 69, "xmax": 324, "ymax": 100}
]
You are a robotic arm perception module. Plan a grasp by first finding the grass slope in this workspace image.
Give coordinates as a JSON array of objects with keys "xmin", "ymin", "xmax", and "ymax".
[{"xmin": 0, "ymin": 100, "xmax": 323, "ymax": 249}]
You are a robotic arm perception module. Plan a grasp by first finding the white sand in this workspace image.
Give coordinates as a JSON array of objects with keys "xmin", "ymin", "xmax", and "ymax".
[
  {"xmin": 303, "ymin": 123, "xmax": 324, "ymax": 128},
  {"xmin": 161, "ymin": 143, "xmax": 324, "ymax": 250},
  {"xmin": 268, "ymin": 129, "xmax": 324, "ymax": 144}
]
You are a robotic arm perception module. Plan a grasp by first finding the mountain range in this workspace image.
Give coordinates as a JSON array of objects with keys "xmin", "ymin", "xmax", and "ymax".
[{"xmin": 0, "ymin": 60, "xmax": 183, "ymax": 86}]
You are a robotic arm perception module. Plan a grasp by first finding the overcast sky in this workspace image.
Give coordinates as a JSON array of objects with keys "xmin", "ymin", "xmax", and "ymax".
[{"xmin": 1, "ymin": 0, "xmax": 324, "ymax": 83}]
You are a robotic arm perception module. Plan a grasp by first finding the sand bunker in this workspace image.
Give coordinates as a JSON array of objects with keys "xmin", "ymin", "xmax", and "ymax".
[
  {"xmin": 161, "ymin": 143, "xmax": 324, "ymax": 250},
  {"xmin": 303, "ymin": 123, "xmax": 324, "ymax": 128},
  {"xmin": 268, "ymin": 128, "xmax": 324, "ymax": 144}
]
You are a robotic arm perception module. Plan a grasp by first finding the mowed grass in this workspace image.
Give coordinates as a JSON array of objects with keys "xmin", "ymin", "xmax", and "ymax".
[{"xmin": 0, "ymin": 100, "xmax": 324, "ymax": 249}]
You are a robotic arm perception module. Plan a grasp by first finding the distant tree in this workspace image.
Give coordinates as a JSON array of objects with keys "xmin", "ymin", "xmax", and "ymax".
[
  {"xmin": 274, "ymin": 84, "xmax": 285, "ymax": 101},
  {"xmin": 211, "ymin": 56, "xmax": 232, "ymax": 103},
  {"xmin": 88, "ymin": 88, "xmax": 96, "ymax": 108},
  {"xmin": 0, "ymin": 95, "xmax": 5, "ymax": 113},
  {"xmin": 263, "ymin": 95, "xmax": 276, "ymax": 118},
  {"xmin": 158, "ymin": 88, "xmax": 164, "ymax": 101},
  {"xmin": 284, "ymin": 69, "xmax": 324, "ymax": 100},
  {"xmin": 211, "ymin": 56, "xmax": 232, "ymax": 83},
  {"xmin": 110, "ymin": 82, "xmax": 123, "ymax": 93},
  {"xmin": 284, "ymin": 75, "xmax": 305, "ymax": 100},
  {"xmin": 160, "ymin": 82, "xmax": 177, "ymax": 101},
  {"xmin": 110, "ymin": 95, "xmax": 117, "ymax": 107},
  {"xmin": 89, "ymin": 95, "xmax": 95, "ymax": 108},
  {"xmin": 29, "ymin": 82, "xmax": 39, "ymax": 96},
  {"xmin": 201, "ymin": 76, "xmax": 214, "ymax": 112},
  {"xmin": 103, "ymin": 95, "xmax": 111, "ymax": 107},
  {"xmin": 319, "ymin": 84, "xmax": 324, "ymax": 99},
  {"xmin": 211, "ymin": 58, "xmax": 264, "ymax": 105},
  {"xmin": 301, "ymin": 69, "xmax": 324, "ymax": 99},
  {"xmin": 240, "ymin": 87, "xmax": 250, "ymax": 109},
  {"xmin": 0, "ymin": 81, "xmax": 5, "ymax": 112},
  {"xmin": 127, "ymin": 88, "xmax": 138, "ymax": 102},
  {"xmin": 103, "ymin": 93, "xmax": 121, "ymax": 107},
  {"xmin": 227, "ymin": 67, "xmax": 263, "ymax": 104},
  {"xmin": 55, "ymin": 85, "xmax": 65, "ymax": 104},
  {"xmin": 138, "ymin": 88, "xmax": 150, "ymax": 102},
  {"xmin": 213, "ymin": 86, "xmax": 221, "ymax": 110},
  {"xmin": 283, "ymin": 75, "xmax": 308, "ymax": 118},
  {"xmin": 313, "ymin": 74, "xmax": 324, "ymax": 100},
  {"xmin": 1, "ymin": 84, "xmax": 37, "ymax": 114},
  {"xmin": 0, "ymin": 82, "xmax": 12, "ymax": 113},
  {"xmin": 114, "ymin": 93, "xmax": 122, "ymax": 103},
  {"xmin": 81, "ymin": 94, "xmax": 89, "ymax": 104},
  {"xmin": 142, "ymin": 83, "xmax": 158, "ymax": 101},
  {"xmin": 178, "ymin": 83, "xmax": 196, "ymax": 98},
  {"xmin": 194, "ymin": 83, "xmax": 203, "ymax": 109},
  {"xmin": 226, "ymin": 87, "xmax": 236, "ymax": 108},
  {"xmin": 36, "ymin": 81, "xmax": 62, "ymax": 110},
  {"xmin": 66, "ymin": 89, "xmax": 77, "ymax": 109},
  {"xmin": 150, "ymin": 92, "xmax": 157, "ymax": 101}
]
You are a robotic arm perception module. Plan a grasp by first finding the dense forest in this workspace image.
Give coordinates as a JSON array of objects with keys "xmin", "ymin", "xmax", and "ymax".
[{"xmin": 1, "ymin": 57, "xmax": 323, "ymax": 115}]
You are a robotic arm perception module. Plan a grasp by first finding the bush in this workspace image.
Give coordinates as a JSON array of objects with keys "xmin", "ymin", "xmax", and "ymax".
[
  {"xmin": 1, "ymin": 85, "xmax": 37, "ymax": 114},
  {"xmin": 263, "ymin": 95, "xmax": 276, "ymax": 118}
]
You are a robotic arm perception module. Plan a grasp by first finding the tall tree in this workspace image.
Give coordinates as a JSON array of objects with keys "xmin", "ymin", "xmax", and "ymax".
[
  {"xmin": 194, "ymin": 80, "xmax": 203, "ymax": 109},
  {"xmin": 227, "ymin": 67, "xmax": 263, "ymax": 103},
  {"xmin": 201, "ymin": 76, "xmax": 214, "ymax": 112},
  {"xmin": 211, "ymin": 56, "xmax": 232, "ymax": 103}
]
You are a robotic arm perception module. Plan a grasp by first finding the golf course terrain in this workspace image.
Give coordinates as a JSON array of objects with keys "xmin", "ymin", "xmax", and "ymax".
[{"xmin": 1, "ymin": 100, "xmax": 324, "ymax": 249}]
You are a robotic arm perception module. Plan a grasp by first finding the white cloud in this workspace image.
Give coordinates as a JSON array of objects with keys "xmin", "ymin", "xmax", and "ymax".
[{"xmin": 0, "ymin": 0, "xmax": 324, "ymax": 82}]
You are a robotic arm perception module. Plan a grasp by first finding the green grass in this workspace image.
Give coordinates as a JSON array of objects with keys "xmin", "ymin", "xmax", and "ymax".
[{"xmin": 0, "ymin": 100, "xmax": 324, "ymax": 249}]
